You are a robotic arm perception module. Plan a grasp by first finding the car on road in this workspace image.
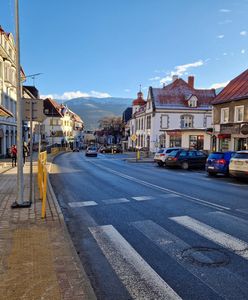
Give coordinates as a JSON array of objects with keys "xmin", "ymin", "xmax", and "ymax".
[
  {"xmin": 229, "ymin": 150, "xmax": 248, "ymax": 178},
  {"xmin": 205, "ymin": 151, "xmax": 235, "ymax": 176},
  {"xmin": 99, "ymin": 145, "xmax": 123, "ymax": 154},
  {"xmin": 85, "ymin": 146, "xmax": 98, "ymax": 157},
  {"xmin": 154, "ymin": 147, "xmax": 181, "ymax": 167},
  {"xmin": 165, "ymin": 149, "xmax": 207, "ymax": 170}
]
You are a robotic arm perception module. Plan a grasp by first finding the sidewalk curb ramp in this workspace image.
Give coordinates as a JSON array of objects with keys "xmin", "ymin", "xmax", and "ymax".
[{"xmin": 47, "ymin": 152, "xmax": 97, "ymax": 300}]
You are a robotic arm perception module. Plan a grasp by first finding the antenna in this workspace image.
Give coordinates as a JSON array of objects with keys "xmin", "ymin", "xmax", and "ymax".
[{"xmin": 22, "ymin": 73, "xmax": 43, "ymax": 85}]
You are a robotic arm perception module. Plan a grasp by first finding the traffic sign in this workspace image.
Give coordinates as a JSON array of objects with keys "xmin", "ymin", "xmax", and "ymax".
[
  {"xmin": 131, "ymin": 134, "xmax": 137, "ymax": 142},
  {"xmin": 22, "ymin": 98, "xmax": 45, "ymax": 122}
]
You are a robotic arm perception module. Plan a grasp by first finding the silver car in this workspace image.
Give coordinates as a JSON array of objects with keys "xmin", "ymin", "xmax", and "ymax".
[
  {"xmin": 85, "ymin": 146, "xmax": 98, "ymax": 157},
  {"xmin": 154, "ymin": 147, "xmax": 182, "ymax": 167}
]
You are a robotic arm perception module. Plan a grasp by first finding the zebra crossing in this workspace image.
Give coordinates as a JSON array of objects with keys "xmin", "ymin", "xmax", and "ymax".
[{"xmin": 88, "ymin": 212, "xmax": 248, "ymax": 299}]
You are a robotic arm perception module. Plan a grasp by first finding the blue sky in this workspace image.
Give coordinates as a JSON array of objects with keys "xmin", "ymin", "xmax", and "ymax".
[{"xmin": 1, "ymin": 0, "xmax": 248, "ymax": 99}]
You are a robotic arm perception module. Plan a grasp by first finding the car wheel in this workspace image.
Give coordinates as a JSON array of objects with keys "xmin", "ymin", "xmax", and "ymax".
[
  {"xmin": 208, "ymin": 172, "xmax": 216, "ymax": 177},
  {"xmin": 181, "ymin": 161, "xmax": 189, "ymax": 170},
  {"xmin": 157, "ymin": 162, "xmax": 164, "ymax": 167}
]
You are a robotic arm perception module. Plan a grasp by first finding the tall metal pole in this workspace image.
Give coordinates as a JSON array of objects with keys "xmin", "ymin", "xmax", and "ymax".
[
  {"xmin": 12, "ymin": 0, "xmax": 31, "ymax": 208},
  {"xmin": 29, "ymin": 100, "xmax": 33, "ymax": 203},
  {"xmin": 15, "ymin": 0, "xmax": 24, "ymax": 205}
]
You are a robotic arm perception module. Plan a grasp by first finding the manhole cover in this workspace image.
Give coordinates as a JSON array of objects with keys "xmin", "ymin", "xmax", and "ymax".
[{"xmin": 181, "ymin": 247, "xmax": 230, "ymax": 267}]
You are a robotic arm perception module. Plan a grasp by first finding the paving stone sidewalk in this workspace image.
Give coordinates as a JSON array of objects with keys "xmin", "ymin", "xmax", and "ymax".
[{"xmin": 0, "ymin": 162, "xmax": 96, "ymax": 300}]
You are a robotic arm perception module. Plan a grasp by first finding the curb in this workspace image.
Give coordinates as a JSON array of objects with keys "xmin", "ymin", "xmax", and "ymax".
[
  {"xmin": 47, "ymin": 152, "xmax": 97, "ymax": 300},
  {"xmin": 124, "ymin": 158, "xmax": 155, "ymax": 163}
]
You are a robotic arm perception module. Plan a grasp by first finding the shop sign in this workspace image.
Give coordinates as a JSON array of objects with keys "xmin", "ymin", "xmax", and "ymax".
[
  {"xmin": 220, "ymin": 124, "xmax": 240, "ymax": 134},
  {"xmin": 167, "ymin": 131, "xmax": 182, "ymax": 137},
  {"xmin": 240, "ymin": 124, "xmax": 248, "ymax": 135}
]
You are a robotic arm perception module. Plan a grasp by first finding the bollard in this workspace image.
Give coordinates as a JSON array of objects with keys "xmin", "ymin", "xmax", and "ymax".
[{"xmin": 137, "ymin": 150, "xmax": 140, "ymax": 160}]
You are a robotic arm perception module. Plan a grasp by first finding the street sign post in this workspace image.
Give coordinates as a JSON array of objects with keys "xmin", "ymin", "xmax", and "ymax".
[
  {"xmin": 22, "ymin": 98, "xmax": 45, "ymax": 122},
  {"xmin": 131, "ymin": 134, "xmax": 137, "ymax": 142}
]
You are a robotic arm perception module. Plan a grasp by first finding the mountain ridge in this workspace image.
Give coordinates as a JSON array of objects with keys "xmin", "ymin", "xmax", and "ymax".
[{"xmin": 57, "ymin": 97, "xmax": 132, "ymax": 130}]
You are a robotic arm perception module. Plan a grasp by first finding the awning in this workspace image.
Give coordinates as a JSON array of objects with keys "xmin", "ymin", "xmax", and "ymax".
[
  {"xmin": 0, "ymin": 105, "xmax": 13, "ymax": 118},
  {"xmin": 218, "ymin": 134, "xmax": 231, "ymax": 139}
]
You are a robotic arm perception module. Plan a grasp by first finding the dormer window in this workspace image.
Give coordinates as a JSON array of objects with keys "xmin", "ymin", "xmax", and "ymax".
[{"xmin": 188, "ymin": 95, "xmax": 198, "ymax": 108}]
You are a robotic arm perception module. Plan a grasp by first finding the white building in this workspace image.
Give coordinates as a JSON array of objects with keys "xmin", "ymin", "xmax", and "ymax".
[
  {"xmin": 42, "ymin": 98, "xmax": 83, "ymax": 147},
  {"xmin": 128, "ymin": 76, "xmax": 216, "ymax": 153},
  {"xmin": 0, "ymin": 26, "xmax": 18, "ymax": 157}
]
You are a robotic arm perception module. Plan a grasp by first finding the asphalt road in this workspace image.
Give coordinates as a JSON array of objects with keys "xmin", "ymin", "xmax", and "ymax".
[{"xmin": 50, "ymin": 152, "xmax": 248, "ymax": 300}]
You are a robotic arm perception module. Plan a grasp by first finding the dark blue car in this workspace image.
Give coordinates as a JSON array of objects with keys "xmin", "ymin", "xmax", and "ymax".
[{"xmin": 206, "ymin": 151, "xmax": 235, "ymax": 176}]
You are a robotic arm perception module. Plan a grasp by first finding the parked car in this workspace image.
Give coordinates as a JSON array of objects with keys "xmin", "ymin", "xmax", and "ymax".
[
  {"xmin": 229, "ymin": 151, "xmax": 248, "ymax": 178},
  {"xmin": 166, "ymin": 149, "xmax": 207, "ymax": 170},
  {"xmin": 85, "ymin": 146, "xmax": 98, "ymax": 157},
  {"xmin": 154, "ymin": 147, "xmax": 182, "ymax": 167},
  {"xmin": 99, "ymin": 145, "xmax": 123, "ymax": 154},
  {"xmin": 205, "ymin": 151, "xmax": 235, "ymax": 176}
]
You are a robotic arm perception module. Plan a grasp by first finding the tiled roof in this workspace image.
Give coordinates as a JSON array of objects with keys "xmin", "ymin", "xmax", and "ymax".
[
  {"xmin": 151, "ymin": 79, "xmax": 215, "ymax": 108},
  {"xmin": 43, "ymin": 98, "xmax": 63, "ymax": 117},
  {"xmin": 212, "ymin": 69, "xmax": 248, "ymax": 104}
]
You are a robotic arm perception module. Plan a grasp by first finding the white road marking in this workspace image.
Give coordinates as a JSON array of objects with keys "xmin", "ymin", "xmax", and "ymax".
[
  {"xmin": 87, "ymin": 161, "xmax": 230, "ymax": 212},
  {"xmin": 228, "ymin": 183, "xmax": 248, "ymax": 187},
  {"xmin": 236, "ymin": 209, "xmax": 248, "ymax": 215},
  {"xmin": 102, "ymin": 198, "xmax": 130, "ymax": 204},
  {"xmin": 171, "ymin": 216, "xmax": 248, "ymax": 259},
  {"xmin": 132, "ymin": 196, "xmax": 155, "ymax": 201},
  {"xmin": 132, "ymin": 219, "xmax": 248, "ymax": 299},
  {"xmin": 89, "ymin": 225, "xmax": 181, "ymax": 300},
  {"xmin": 68, "ymin": 201, "xmax": 97, "ymax": 207},
  {"xmin": 160, "ymin": 194, "xmax": 181, "ymax": 199}
]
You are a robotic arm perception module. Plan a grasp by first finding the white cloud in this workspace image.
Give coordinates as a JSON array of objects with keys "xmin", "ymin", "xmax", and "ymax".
[
  {"xmin": 217, "ymin": 34, "xmax": 225, "ymax": 39},
  {"xmin": 219, "ymin": 9, "xmax": 231, "ymax": 13},
  {"xmin": 124, "ymin": 89, "xmax": 131, "ymax": 92},
  {"xmin": 240, "ymin": 30, "xmax": 247, "ymax": 36},
  {"xmin": 241, "ymin": 49, "xmax": 246, "ymax": 54},
  {"xmin": 223, "ymin": 52, "xmax": 228, "ymax": 56},
  {"xmin": 160, "ymin": 60, "xmax": 204, "ymax": 85},
  {"xmin": 149, "ymin": 76, "xmax": 161, "ymax": 81},
  {"xmin": 209, "ymin": 81, "xmax": 229, "ymax": 89},
  {"xmin": 41, "ymin": 90, "xmax": 111, "ymax": 100}
]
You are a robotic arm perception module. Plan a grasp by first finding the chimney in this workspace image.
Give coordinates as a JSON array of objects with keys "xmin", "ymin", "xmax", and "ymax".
[
  {"xmin": 188, "ymin": 76, "xmax": 194, "ymax": 88},
  {"xmin": 172, "ymin": 75, "xmax": 178, "ymax": 82}
]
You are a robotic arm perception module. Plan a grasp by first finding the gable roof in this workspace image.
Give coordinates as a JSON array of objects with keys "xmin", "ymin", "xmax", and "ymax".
[
  {"xmin": 150, "ymin": 78, "xmax": 215, "ymax": 109},
  {"xmin": 212, "ymin": 68, "xmax": 248, "ymax": 104},
  {"xmin": 43, "ymin": 98, "xmax": 63, "ymax": 117}
]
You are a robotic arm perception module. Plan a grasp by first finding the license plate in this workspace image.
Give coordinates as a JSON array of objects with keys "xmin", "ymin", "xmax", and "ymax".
[
  {"xmin": 235, "ymin": 161, "xmax": 243, "ymax": 165},
  {"xmin": 208, "ymin": 166, "xmax": 214, "ymax": 169}
]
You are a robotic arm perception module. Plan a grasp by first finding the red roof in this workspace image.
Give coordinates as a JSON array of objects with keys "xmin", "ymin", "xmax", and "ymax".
[
  {"xmin": 133, "ymin": 91, "xmax": 146, "ymax": 106},
  {"xmin": 151, "ymin": 79, "xmax": 215, "ymax": 108},
  {"xmin": 212, "ymin": 68, "xmax": 248, "ymax": 104}
]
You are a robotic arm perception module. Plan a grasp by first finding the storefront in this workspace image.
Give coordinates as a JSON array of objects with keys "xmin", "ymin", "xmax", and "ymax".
[
  {"xmin": 189, "ymin": 135, "xmax": 204, "ymax": 150},
  {"xmin": 218, "ymin": 134, "xmax": 231, "ymax": 151},
  {"xmin": 168, "ymin": 131, "xmax": 182, "ymax": 147}
]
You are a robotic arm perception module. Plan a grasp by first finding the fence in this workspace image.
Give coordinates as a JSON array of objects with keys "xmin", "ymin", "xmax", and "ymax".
[{"xmin": 37, "ymin": 151, "xmax": 47, "ymax": 218}]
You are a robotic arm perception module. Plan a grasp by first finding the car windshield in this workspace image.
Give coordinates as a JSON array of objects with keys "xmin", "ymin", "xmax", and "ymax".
[
  {"xmin": 233, "ymin": 152, "xmax": 248, "ymax": 159},
  {"xmin": 208, "ymin": 153, "xmax": 224, "ymax": 159},
  {"xmin": 88, "ymin": 147, "xmax": 96, "ymax": 151}
]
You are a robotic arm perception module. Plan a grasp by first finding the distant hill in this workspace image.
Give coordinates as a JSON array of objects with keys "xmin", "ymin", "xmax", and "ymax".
[{"xmin": 59, "ymin": 97, "xmax": 132, "ymax": 130}]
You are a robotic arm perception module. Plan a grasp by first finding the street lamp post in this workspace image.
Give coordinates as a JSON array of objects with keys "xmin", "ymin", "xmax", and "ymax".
[{"xmin": 11, "ymin": 0, "xmax": 31, "ymax": 208}]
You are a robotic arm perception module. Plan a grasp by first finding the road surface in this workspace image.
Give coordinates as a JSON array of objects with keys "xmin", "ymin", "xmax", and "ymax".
[{"xmin": 50, "ymin": 152, "xmax": 248, "ymax": 300}]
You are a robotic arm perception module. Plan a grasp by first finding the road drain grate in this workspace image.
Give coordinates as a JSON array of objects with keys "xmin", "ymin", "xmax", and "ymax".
[{"xmin": 181, "ymin": 247, "xmax": 230, "ymax": 267}]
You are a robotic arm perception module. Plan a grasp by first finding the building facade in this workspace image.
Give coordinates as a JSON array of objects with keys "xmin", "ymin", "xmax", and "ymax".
[
  {"xmin": 128, "ymin": 76, "xmax": 216, "ymax": 153},
  {"xmin": 212, "ymin": 69, "xmax": 248, "ymax": 151},
  {"xmin": 0, "ymin": 26, "xmax": 17, "ymax": 157},
  {"xmin": 42, "ymin": 98, "xmax": 84, "ymax": 147}
]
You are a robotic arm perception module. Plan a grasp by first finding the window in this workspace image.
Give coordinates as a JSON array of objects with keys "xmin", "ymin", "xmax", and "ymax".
[
  {"xmin": 179, "ymin": 151, "xmax": 187, "ymax": 158},
  {"xmin": 169, "ymin": 136, "xmax": 182, "ymax": 147},
  {"xmin": 181, "ymin": 115, "xmax": 193, "ymax": 128},
  {"xmin": 160, "ymin": 115, "xmax": 168, "ymax": 129},
  {"xmin": 188, "ymin": 99, "xmax": 197, "ymax": 107},
  {"xmin": 221, "ymin": 108, "xmax": 229, "ymax": 124},
  {"xmin": 189, "ymin": 135, "xmax": 204, "ymax": 150},
  {"xmin": 234, "ymin": 106, "xmax": 244, "ymax": 122},
  {"xmin": 146, "ymin": 116, "xmax": 151, "ymax": 129}
]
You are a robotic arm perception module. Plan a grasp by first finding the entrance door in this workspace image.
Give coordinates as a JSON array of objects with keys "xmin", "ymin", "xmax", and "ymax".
[{"xmin": 234, "ymin": 138, "xmax": 248, "ymax": 151}]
